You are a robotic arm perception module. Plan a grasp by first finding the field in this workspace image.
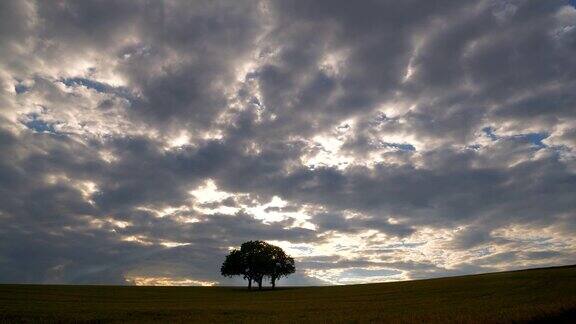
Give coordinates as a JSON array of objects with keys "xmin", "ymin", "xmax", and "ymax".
[{"xmin": 1, "ymin": 265, "xmax": 575, "ymax": 323}]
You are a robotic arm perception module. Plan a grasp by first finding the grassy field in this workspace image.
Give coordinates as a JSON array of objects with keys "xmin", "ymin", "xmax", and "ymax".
[{"xmin": 1, "ymin": 265, "xmax": 575, "ymax": 323}]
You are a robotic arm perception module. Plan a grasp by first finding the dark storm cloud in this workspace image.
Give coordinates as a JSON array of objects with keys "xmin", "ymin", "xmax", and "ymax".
[{"xmin": 1, "ymin": 0, "xmax": 575, "ymax": 285}]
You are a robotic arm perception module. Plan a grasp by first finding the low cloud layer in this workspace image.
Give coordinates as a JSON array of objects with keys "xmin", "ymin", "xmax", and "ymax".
[{"xmin": 1, "ymin": 0, "xmax": 575, "ymax": 286}]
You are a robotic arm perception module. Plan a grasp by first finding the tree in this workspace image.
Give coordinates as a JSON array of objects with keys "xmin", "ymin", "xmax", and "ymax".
[
  {"xmin": 265, "ymin": 244, "xmax": 295, "ymax": 289},
  {"xmin": 220, "ymin": 241, "xmax": 296, "ymax": 290},
  {"xmin": 240, "ymin": 240, "xmax": 269, "ymax": 290},
  {"xmin": 220, "ymin": 249, "xmax": 248, "ymax": 287}
]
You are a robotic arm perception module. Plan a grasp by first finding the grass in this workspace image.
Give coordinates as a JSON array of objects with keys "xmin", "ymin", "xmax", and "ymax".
[{"xmin": 1, "ymin": 265, "xmax": 575, "ymax": 323}]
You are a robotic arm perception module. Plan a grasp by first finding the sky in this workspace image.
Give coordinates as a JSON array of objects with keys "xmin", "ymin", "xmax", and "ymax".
[{"xmin": 0, "ymin": 0, "xmax": 575, "ymax": 286}]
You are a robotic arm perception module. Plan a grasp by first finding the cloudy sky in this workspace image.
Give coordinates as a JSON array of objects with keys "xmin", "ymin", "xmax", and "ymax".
[{"xmin": 1, "ymin": 0, "xmax": 575, "ymax": 286}]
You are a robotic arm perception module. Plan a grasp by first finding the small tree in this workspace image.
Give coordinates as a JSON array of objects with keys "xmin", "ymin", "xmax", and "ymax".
[
  {"xmin": 266, "ymin": 245, "xmax": 295, "ymax": 289},
  {"xmin": 240, "ymin": 240, "xmax": 270, "ymax": 290},
  {"xmin": 220, "ymin": 241, "xmax": 295, "ymax": 290},
  {"xmin": 220, "ymin": 249, "xmax": 249, "ymax": 288}
]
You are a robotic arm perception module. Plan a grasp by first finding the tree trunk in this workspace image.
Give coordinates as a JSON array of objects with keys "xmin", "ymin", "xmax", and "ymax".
[
  {"xmin": 270, "ymin": 276, "xmax": 276, "ymax": 289},
  {"xmin": 248, "ymin": 278, "xmax": 252, "ymax": 290},
  {"xmin": 258, "ymin": 276, "xmax": 262, "ymax": 290}
]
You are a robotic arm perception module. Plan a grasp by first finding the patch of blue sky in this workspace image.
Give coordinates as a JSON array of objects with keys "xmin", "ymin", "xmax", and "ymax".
[
  {"xmin": 61, "ymin": 77, "xmax": 110, "ymax": 93},
  {"xmin": 482, "ymin": 127, "xmax": 498, "ymax": 141},
  {"xmin": 514, "ymin": 132, "xmax": 549, "ymax": 148},
  {"xmin": 483, "ymin": 126, "xmax": 549, "ymax": 148},
  {"xmin": 384, "ymin": 242, "xmax": 426, "ymax": 249},
  {"xmin": 60, "ymin": 77, "xmax": 134, "ymax": 102},
  {"xmin": 24, "ymin": 118, "xmax": 57, "ymax": 134},
  {"xmin": 382, "ymin": 142, "xmax": 416, "ymax": 152},
  {"xmin": 14, "ymin": 84, "xmax": 29, "ymax": 94}
]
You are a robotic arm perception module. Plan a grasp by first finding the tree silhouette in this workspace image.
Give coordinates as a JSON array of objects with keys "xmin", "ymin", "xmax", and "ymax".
[
  {"xmin": 220, "ymin": 249, "xmax": 247, "ymax": 287},
  {"xmin": 220, "ymin": 241, "xmax": 296, "ymax": 290},
  {"xmin": 241, "ymin": 240, "xmax": 269, "ymax": 290},
  {"xmin": 265, "ymin": 244, "xmax": 295, "ymax": 289}
]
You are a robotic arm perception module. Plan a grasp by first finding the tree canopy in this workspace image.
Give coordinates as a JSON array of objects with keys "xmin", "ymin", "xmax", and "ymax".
[{"xmin": 220, "ymin": 241, "xmax": 295, "ymax": 290}]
